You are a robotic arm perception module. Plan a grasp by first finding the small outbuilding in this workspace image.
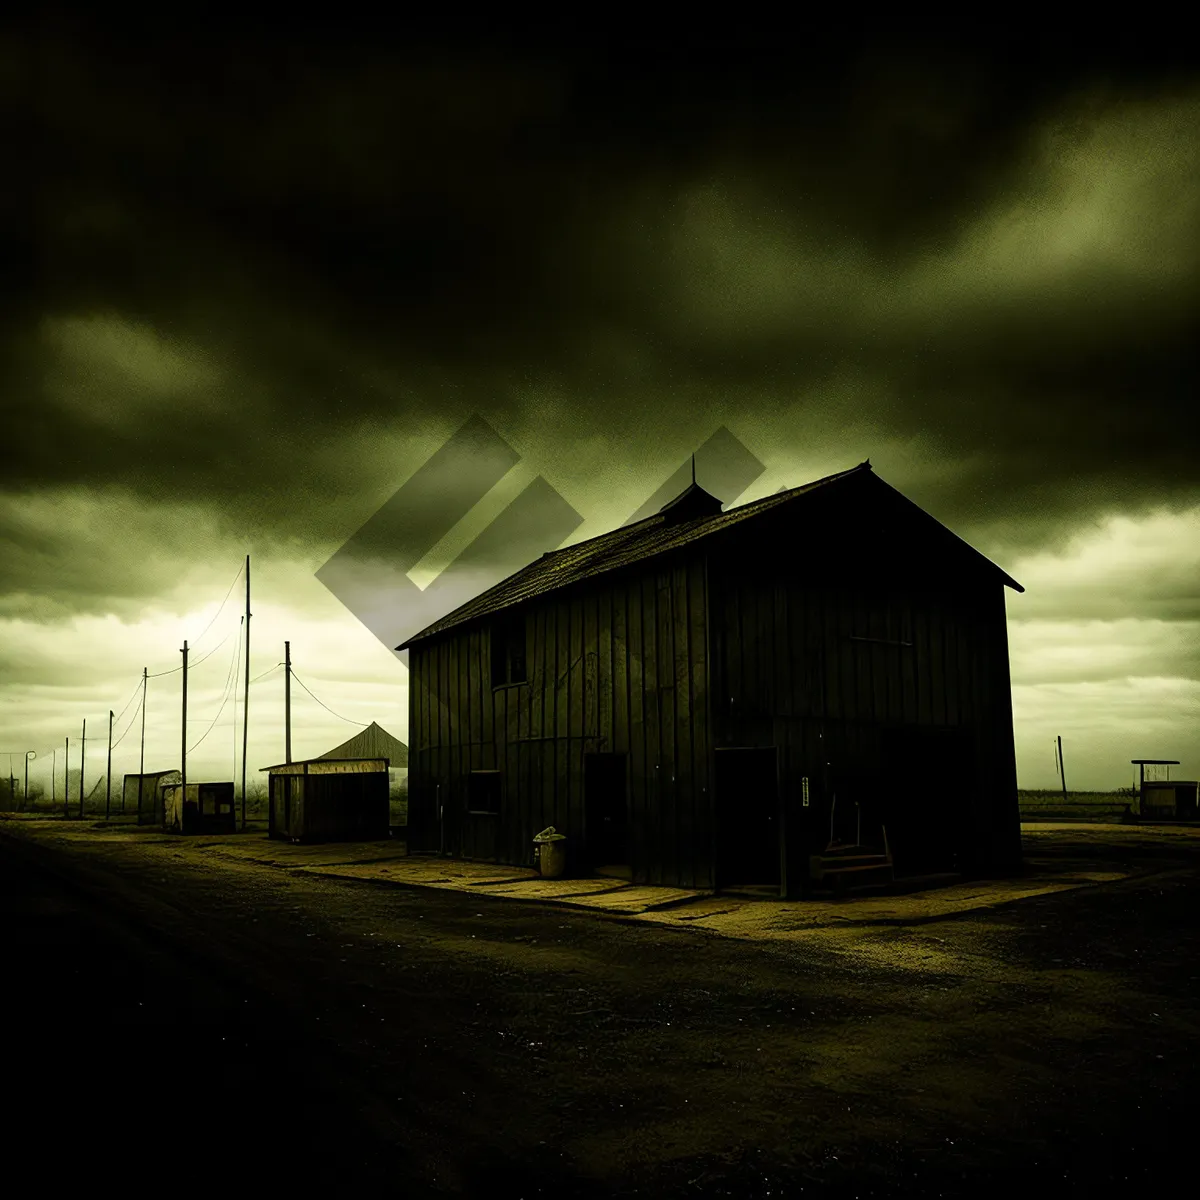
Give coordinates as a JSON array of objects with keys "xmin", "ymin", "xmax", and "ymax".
[
  {"xmin": 262, "ymin": 758, "xmax": 390, "ymax": 843},
  {"xmin": 1141, "ymin": 780, "xmax": 1199, "ymax": 820},
  {"xmin": 124, "ymin": 769, "xmax": 182, "ymax": 825},
  {"xmin": 162, "ymin": 781, "xmax": 237, "ymax": 834},
  {"xmin": 1131, "ymin": 760, "xmax": 1197, "ymax": 820}
]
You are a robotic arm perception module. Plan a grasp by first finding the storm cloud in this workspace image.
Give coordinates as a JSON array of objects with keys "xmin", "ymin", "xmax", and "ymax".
[{"xmin": 4, "ymin": 20, "xmax": 1198, "ymax": 787}]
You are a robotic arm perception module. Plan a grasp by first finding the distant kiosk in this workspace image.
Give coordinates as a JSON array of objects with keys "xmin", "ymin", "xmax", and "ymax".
[{"xmin": 1130, "ymin": 759, "xmax": 1199, "ymax": 821}]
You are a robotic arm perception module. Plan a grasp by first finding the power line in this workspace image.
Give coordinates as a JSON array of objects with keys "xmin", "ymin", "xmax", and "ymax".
[
  {"xmin": 111, "ymin": 688, "xmax": 144, "ymax": 751},
  {"xmin": 141, "ymin": 560, "xmax": 245, "ymax": 678},
  {"xmin": 289, "ymin": 669, "xmax": 369, "ymax": 727},
  {"xmin": 249, "ymin": 663, "xmax": 283, "ymax": 686},
  {"xmin": 189, "ymin": 626, "xmax": 238, "ymax": 670},
  {"xmin": 187, "ymin": 631, "xmax": 243, "ymax": 755},
  {"xmin": 191, "ymin": 561, "xmax": 246, "ymax": 649},
  {"xmin": 111, "ymin": 677, "xmax": 143, "ymax": 726},
  {"xmin": 148, "ymin": 618, "xmax": 235, "ymax": 677}
]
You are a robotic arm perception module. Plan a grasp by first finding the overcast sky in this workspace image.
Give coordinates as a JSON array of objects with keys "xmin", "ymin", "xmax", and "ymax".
[{"xmin": 4, "ymin": 20, "xmax": 1198, "ymax": 796}]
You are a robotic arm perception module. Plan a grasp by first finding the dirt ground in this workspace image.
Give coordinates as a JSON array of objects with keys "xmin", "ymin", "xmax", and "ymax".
[{"xmin": 3, "ymin": 818, "xmax": 1198, "ymax": 1197}]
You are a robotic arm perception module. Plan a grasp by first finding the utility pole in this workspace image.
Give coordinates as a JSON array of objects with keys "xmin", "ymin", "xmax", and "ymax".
[
  {"xmin": 285, "ymin": 640, "xmax": 292, "ymax": 764},
  {"xmin": 136, "ymin": 666, "xmax": 147, "ymax": 812},
  {"xmin": 106, "ymin": 710, "xmax": 113, "ymax": 819},
  {"xmin": 78, "ymin": 719, "xmax": 86, "ymax": 818},
  {"xmin": 24, "ymin": 750, "xmax": 34, "ymax": 810},
  {"xmin": 242, "ymin": 555, "xmax": 250, "ymax": 830},
  {"xmin": 51, "ymin": 748, "xmax": 56, "ymax": 807},
  {"xmin": 1057, "ymin": 735, "xmax": 1068, "ymax": 803},
  {"xmin": 181, "ymin": 640, "xmax": 189, "ymax": 798},
  {"xmin": 64, "ymin": 737, "xmax": 69, "ymax": 818}
]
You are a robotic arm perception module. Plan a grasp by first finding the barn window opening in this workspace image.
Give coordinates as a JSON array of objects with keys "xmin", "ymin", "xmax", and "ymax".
[
  {"xmin": 468, "ymin": 771, "xmax": 502, "ymax": 815},
  {"xmin": 491, "ymin": 612, "xmax": 527, "ymax": 687}
]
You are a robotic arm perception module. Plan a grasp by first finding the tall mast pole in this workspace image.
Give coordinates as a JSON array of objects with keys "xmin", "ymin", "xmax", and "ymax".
[
  {"xmin": 1057, "ymin": 734, "xmax": 1067, "ymax": 804},
  {"xmin": 78, "ymin": 719, "xmax": 86, "ymax": 817},
  {"xmin": 106, "ymin": 710, "xmax": 113, "ymax": 819},
  {"xmin": 181, "ymin": 640, "xmax": 189, "ymax": 799},
  {"xmin": 285, "ymin": 640, "xmax": 292, "ymax": 764},
  {"xmin": 138, "ymin": 666, "xmax": 147, "ymax": 787},
  {"xmin": 242, "ymin": 555, "xmax": 250, "ymax": 830}
]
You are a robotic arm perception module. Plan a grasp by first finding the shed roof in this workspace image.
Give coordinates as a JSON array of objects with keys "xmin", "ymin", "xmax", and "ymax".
[
  {"xmin": 397, "ymin": 461, "xmax": 1023, "ymax": 650},
  {"xmin": 317, "ymin": 721, "xmax": 408, "ymax": 766},
  {"xmin": 258, "ymin": 756, "xmax": 389, "ymax": 773}
]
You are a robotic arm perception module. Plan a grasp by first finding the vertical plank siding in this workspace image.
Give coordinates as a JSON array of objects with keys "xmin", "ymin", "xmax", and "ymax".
[
  {"xmin": 407, "ymin": 512, "xmax": 1021, "ymax": 886},
  {"xmin": 707, "ymin": 550, "xmax": 1020, "ymax": 883},
  {"xmin": 406, "ymin": 553, "xmax": 714, "ymax": 888}
]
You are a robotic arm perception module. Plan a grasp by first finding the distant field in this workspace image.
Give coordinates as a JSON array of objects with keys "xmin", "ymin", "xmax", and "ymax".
[{"xmin": 1018, "ymin": 789, "xmax": 1133, "ymax": 820}]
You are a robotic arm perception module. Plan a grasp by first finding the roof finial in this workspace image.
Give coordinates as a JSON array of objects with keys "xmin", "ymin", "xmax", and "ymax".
[{"xmin": 691, "ymin": 453, "xmax": 696, "ymax": 485}]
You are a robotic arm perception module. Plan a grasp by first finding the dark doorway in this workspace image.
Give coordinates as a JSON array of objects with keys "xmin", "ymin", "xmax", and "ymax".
[
  {"xmin": 880, "ymin": 725, "xmax": 973, "ymax": 875},
  {"xmin": 584, "ymin": 753, "xmax": 629, "ymax": 874},
  {"xmin": 714, "ymin": 747, "xmax": 780, "ymax": 888}
]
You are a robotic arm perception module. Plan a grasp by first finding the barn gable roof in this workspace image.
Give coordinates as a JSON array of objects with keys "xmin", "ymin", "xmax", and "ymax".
[{"xmin": 397, "ymin": 461, "xmax": 1023, "ymax": 650}]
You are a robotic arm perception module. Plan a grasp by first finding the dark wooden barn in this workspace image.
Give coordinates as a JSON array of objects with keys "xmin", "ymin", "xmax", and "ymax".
[
  {"xmin": 162, "ymin": 781, "xmax": 236, "ymax": 834},
  {"xmin": 263, "ymin": 758, "xmax": 390, "ymax": 843},
  {"xmin": 123, "ymin": 769, "xmax": 182, "ymax": 825},
  {"xmin": 399, "ymin": 462, "xmax": 1025, "ymax": 897}
]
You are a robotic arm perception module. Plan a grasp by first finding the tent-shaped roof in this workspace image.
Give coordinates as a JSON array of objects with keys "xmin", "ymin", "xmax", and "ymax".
[
  {"xmin": 398, "ymin": 462, "xmax": 1023, "ymax": 650},
  {"xmin": 318, "ymin": 722, "xmax": 408, "ymax": 767}
]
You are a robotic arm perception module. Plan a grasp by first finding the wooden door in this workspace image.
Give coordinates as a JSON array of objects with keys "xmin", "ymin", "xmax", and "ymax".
[{"xmin": 714, "ymin": 747, "xmax": 780, "ymax": 887}]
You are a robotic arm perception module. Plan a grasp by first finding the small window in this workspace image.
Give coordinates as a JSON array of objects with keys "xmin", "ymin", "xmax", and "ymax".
[
  {"xmin": 468, "ymin": 771, "xmax": 502, "ymax": 815},
  {"xmin": 491, "ymin": 613, "xmax": 527, "ymax": 687}
]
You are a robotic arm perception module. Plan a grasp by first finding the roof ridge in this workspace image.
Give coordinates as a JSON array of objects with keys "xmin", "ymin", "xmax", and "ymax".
[{"xmin": 397, "ymin": 462, "xmax": 874, "ymax": 649}]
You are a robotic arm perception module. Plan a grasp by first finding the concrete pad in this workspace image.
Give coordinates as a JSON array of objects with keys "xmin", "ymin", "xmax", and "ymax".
[{"xmin": 564, "ymin": 886, "xmax": 701, "ymax": 912}]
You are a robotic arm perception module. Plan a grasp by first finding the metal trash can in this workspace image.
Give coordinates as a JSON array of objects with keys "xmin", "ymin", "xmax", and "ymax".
[{"xmin": 533, "ymin": 826, "xmax": 567, "ymax": 878}]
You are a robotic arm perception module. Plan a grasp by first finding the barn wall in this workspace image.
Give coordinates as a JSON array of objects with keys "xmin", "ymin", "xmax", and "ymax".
[
  {"xmin": 709, "ymin": 542, "xmax": 1020, "ymax": 881},
  {"xmin": 407, "ymin": 554, "xmax": 713, "ymax": 888}
]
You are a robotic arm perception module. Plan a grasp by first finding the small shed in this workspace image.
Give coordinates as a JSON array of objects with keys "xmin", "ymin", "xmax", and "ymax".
[
  {"xmin": 262, "ymin": 758, "xmax": 390, "ymax": 843},
  {"xmin": 162, "ymin": 782, "xmax": 236, "ymax": 834},
  {"xmin": 1130, "ymin": 760, "xmax": 1196, "ymax": 820},
  {"xmin": 1141, "ymin": 781, "xmax": 1199, "ymax": 820},
  {"xmin": 124, "ymin": 770, "xmax": 182, "ymax": 825}
]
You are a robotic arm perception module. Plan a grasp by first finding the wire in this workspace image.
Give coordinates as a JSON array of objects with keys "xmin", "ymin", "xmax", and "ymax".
[
  {"xmin": 189, "ymin": 627, "xmax": 238, "ymax": 670},
  {"xmin": 187, "ymin": 631, "xmax": 242, "ymax": 755},
  {"xmin": 289, "ymin": 669, "xmax": 369, "ymax": 727},
  {"xmin": 111, "ymin": 688, "xmax": 144, "ymax": 751},
  {"xmin": 249, "ymin": 663, "xmax": 283, "ymax": 686},
  {"xmin": 144, "ymin": 560, "xmax": 246, "ymax": 677},
  {"xmin": 111, "ymin": 677, "xmax": 143, "ymax": 726},
  {"xmin": 191, "ymin": 561, "xmax": 245, "ymax": 649}
]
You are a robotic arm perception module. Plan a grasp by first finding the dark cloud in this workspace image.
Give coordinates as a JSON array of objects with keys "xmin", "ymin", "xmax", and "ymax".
[{"xmin": 4, "ymin": 20, "xmax": 1198, "ymax": 609}]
